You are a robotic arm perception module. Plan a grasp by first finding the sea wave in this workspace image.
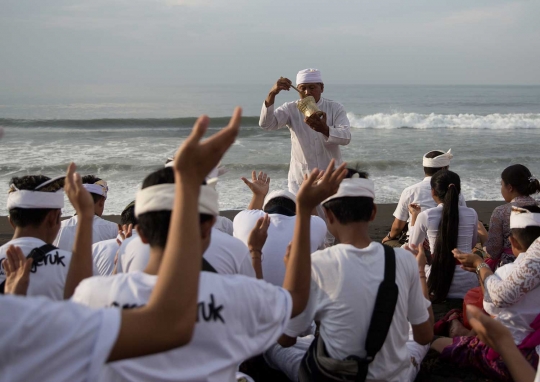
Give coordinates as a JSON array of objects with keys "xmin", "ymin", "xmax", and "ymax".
[{"xmin": 347, "ymin": 112, "xmax": 540, "ymax": 129}]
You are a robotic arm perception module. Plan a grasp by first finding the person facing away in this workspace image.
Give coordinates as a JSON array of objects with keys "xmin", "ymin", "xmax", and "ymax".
[
  {"xmin": 72, "ymin": 159, "xmax": 344, "ymax": 382},
  {"xmin": 265, "ymin": 174, "xmax": 434, "ymax": 382},
  {"xmin": 485, "ymin": 164, "xmax": 540, "ymax": 267},
  {"xmin": 259, "ymin": 68, "xmax": 351, "ymax": 194},
  {"xmin": 383, "ymin": 149, "xmax": 466, "ymax": 246},
  {"xmin": 92, "ymin": 201, "xmax": 137, "ymax": 276},
  {"xmin": 233, "ymin": 170, "xmax": 327, "ymax": 286},
  {"xmin": 432, "ymin": 205, "xmax": 540, "ymax": 381},
  {"xmin": 54, "ymin": 175, "xmax": 118, "ymax": 251},
  {"xmin": 408, "ymin": 170, "xmax": 479, "ymax": 302},
  {"xmin": 0, "ymin": 175, "xmax": 75, "ymax": 300}
]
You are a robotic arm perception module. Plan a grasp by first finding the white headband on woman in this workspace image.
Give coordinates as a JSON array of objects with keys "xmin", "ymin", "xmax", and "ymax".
[
  {"xmin": 510, "ymin": 207, "xmax": 540, "ymax": 229},
  {"xmin": 322, "ymin": 178, "xmax": 375, "ymax": 205},
  {"xmin": 135, "ymin": 179, "xmax": 219, "ymax": 217},
  {"xmin": 422, "ymin": 149, "xmax": 453, "ymax": 168},
  {"xmin": 7, "ymin": 187, "xmax": 64, "ymax": 210},
  {"xmin": 83, "ymin": 180, "xmax": 108, "ymax": 199}
]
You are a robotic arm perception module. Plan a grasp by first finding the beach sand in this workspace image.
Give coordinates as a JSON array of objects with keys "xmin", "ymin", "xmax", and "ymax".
[{"xmin": 0, "ymin": 201, "xmax": 503, "ymax": 246}]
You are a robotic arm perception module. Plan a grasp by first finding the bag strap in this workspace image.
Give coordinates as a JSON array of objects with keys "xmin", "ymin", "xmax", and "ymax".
[
  {"xmin": 364, "ymin": 244, "xmax": 399, "ymax": 360},
  {"xmin": 202, "ymin": 258, "xmax": 218, "ymax": 273},
  {"xmin": 0, "ymin": 243, "xmax": 58, "ymax": 294}
]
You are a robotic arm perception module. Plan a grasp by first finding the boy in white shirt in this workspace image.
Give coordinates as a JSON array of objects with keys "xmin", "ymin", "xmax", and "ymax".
[
  {"xmin": 0, "ymin": 110, "xmax": 241, "ymax": 382},
  {"xmin": 266, "ymin": 174, "xmax": 434, "ymax": 382},
  {"xmin": 72, "ymin": 159, "xmax": 348, "ymax": 382},
  {"xmin": 92, "ymin": 201, "xmax": 136, "ymax": 276},
  {"xmin": 54, "ymin": 175, "xmax": 118, "ymax": 251},
  {"xmin": 0, "ymin": 175, "xmax": 73, "ymax": 300},
  {"xmin": 234, "ymin": 170, "xmax": 326, "ymax": 286}
]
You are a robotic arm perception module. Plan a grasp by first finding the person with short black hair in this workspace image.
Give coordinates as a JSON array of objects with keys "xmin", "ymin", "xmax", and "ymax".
[
  {"xmin": 485, "ymin": 164, "xmax": 540, "ymax": 268},
  {"xmin": 54, "ymin": 175, "xmax": 118, "ymax": 251},
  {"xmin": 383, "ymin": 149, "xmax": 466, "ymax": 247},
  {"xmin": 92, "ymin": 201, "xmax": 137, "ymax": 276},
  {"xmin": 265, "ymin": 176, "xmax": 434, "ymax": 382}
]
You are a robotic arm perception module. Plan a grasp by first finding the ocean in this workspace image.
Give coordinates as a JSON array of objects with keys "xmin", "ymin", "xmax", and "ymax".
[{"xmin": 1, "ymin": 85, "xmax": 540, "ymax": 216}]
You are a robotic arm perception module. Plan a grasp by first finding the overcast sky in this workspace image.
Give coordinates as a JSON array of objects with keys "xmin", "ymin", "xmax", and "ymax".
[{"xmin": 1, "ymin": 0, "xmax": 540, "ymax": 97}]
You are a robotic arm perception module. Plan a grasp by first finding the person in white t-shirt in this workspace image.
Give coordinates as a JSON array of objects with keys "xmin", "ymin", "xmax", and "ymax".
[
  {"xmin": 234, "ymin": 170, "xmax": 326, "ymax": 286},
  {"xmin": 408, "ymin": 170, "xmax": 479, "ymax": 301},
  {"xmin": 382, "ymin": 149, "xmax": 467, "ymax": 247},
  {"xmin": 0, "ymin": 175, "xmax": 73, "ymax": 300},
  {"xmin": 265, "ymin": 174, "xmax": 434, "ymax": 382},
  {"xmin": 432, "ymin": 205, "xmax": 540, "ymax": 381},
  {"xmin": 0, "ymin": 109, "xmax": 244, "ymax": 381},
  {"xmin": 92, "ymin": 201, "xmax": 137, "ymax": 276},
  {"xmin": 54, "ymin": 175, "xmax": 118, "ymax": 251},
  {"xmin": 72, "ymin": 159, "xmax": 348, "ymax": 382}
]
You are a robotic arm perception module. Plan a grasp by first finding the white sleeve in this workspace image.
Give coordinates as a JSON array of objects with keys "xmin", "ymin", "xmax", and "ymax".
[
  {"xmin": 409, "ymin": 211, "xmax": 428, "ymax": 247},
  {"xmin": 399, "ymin": 250, "xmax": 430, "ymax": 325},
  {"xmin": 324, "ymin": 104, "xmax": 351, "ymax": 146},
  {"xmin": 0, "ymin": 295, "xmax": 120, "ymax": 382},
  {"xmin": 393, "ymin": 189, "xmax": 410, "ymax": 222},
  {"xmin": 259, "ymin": 102, "xmax": 290, "ymax": 131}
]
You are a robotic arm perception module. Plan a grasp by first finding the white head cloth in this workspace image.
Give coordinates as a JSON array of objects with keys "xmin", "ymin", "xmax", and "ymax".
[
  {"xmin": 423, "ymin": 149, "xmax": 453, "ymax": 168},
  {"xmin": 263, "ymin": 190, "xmax": 297, "ymax": 209},
  {"xmin": 83, "ymin": 180, "xmax": 108, "ymax": 199},
  {"xmin": 322, "ymin": 177, "xmax": 375, "ymax": 205},
  {"xmin": 510, "ymin": 207, "xmax": 540, "ymax": 229},
  {"xmin": 7, "ymin": 180, "xmax": 65, "ymax": 210},
  {"xmin": 135, "ymin": 179, "xmax": 219, "ymax": 217},
  {"xmin": 296, "ymin": 68, "xmax": 323, "ymax": 85}
]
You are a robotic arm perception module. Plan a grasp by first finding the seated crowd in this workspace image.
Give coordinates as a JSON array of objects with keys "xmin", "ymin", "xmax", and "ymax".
[{"xmin": 1, "ymin": 110, "xmax": 540, "ymax": 382}]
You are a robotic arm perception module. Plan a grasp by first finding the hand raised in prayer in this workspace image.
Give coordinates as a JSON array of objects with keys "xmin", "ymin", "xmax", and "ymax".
[
  {"xmin": 270, "ymin": 77, "xmax": 292, "ymax": 96},
  {"xmin": 408, "ymin": 203, "xmax": 421, "ymax": 217},
  {"xmin": 453, "ymin": 249, "xmax": 484, "ymax": 272},
  {"xmin": 248, "ymin": 214, "xmax": 270, "ymax": 254},
  {"xmin": 3, "ymin": 245, "xmax": 33, "ymax": 296},
  {"xmin": 296, "ymin": 159, "xmax": 348, "ymax": 212},
  {"xmin": 65, "ymin": 163, "xmax": 95, "ymax": 219},
  {"xmin": 404, "ymin": 243, "xmax": 427, "ymax": 270},
  {"xmin": 117, "ymin": 224, "xmax": 134, "ymax": 245},
  {"xmin": 304, "ymin": 112, "xmax": 329, "ymax": 137},
  {"xmin": 466, "ymin": 305, "xmax": 514, "ymax": 353},
  {"xmin": 241, "ymin": 171, "xmax": 270, "ymax": 197},
  {"xmin": 173, "ymin": 108, "xmax": 241, "ymax": 186}
]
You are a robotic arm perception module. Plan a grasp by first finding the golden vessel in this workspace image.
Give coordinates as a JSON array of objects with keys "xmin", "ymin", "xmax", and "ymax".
[{"xmin": 296, "ymin": 96, "xmax": 321, "ymax": 118}]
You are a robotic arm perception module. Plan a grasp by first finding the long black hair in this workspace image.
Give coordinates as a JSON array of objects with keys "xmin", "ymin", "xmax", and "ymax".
[
  {"xmin": 428, "ymin": 170, "xmax": 461, "ymax": 302},
  {"xmin": 501, "ymin": 164, "xmax": 540, "ymax": 196}
]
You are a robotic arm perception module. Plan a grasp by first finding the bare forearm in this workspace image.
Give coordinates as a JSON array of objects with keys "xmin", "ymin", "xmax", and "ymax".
[
  {"xmin": 282, "ymin": 207, "xmax": 312, "ymax": 317},
  {"xmin": 418, "ymin": 270, "xmax": 434, "ymax": 325},
  {"xmin": 251, "ymin": 256, "xmax": 263, "ymax": 279},
  {"xmin": 390, "ymin": 219, "xmax": 407, "ymax": 238},
  {"xmin": 498, "ymin": 341, "xmax": 536, "ymax": 382},
  {"xmin": 64, "ymin": 215, "xmax": 94, "ymax": 299},
  {"xmin": 265, "ymin": 91, "xmax": 277, "ymax": 107},
  {"xmin": 248, "ymin": 195, "xmax": 265, "ymax": 210}
]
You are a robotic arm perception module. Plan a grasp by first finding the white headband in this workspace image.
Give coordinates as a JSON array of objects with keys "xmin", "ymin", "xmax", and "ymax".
[
  {"xmin": 83, "ymin": 181, "xmax": 108, "ymax": 198},
  {"xmin": 322, "ymin": 178, "xmax": 375, "ymax": 205},
  {"xmin": 510, "ymin": 207, "xmax": 540, "ymax": 229},
  {"xmin": 263, "ymin": 190, "xmax": 297, "ymax": 209},
  {"xmin": 7, "ymin": 190, "xmax": 64, "ymax": 210},
  {"xmin": 423, "ymin": 149, "xmax": 453, "ymax": 168},
  {"xmin": 296, "ymin": 68, "xmax": 323, "ymax": 86},
  {"xmin": 135, "ymin": 181, "xmax": 219, "ymax": 217}
]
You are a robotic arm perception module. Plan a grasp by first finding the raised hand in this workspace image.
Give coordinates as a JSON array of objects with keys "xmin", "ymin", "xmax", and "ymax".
[
  {"xmin": 241, "ymin": 171, "xmax": 270, "ymax": 197},
  {"xmin": 3, "ymin": 245, "xmax": 33, "ymax": 295},
  {"xmin": 117, "ymin": 224, "xmax": 134, "ymax": 245},
  {"xmin": 270, "ymin": 77, "xmax": 292, "ymax": 96},
  {"xmin": 408, "ymin": 203, "xmax": 421, "ymax": 217},
  {"xmin": 247, "ymin": 214, "xmax": 270, "ymax": 253},
  {"xmin": 404, "ymin": 243, "xmax": 427, "ymax": 269},
  {"xmin": 453, "ymin": 249, "xmax": 483, "ymax": 272},
  {"xmin": 296, "ymin": 159, "xmax": 348, "ymax": 212},
  {"xmin": 173, "ymin": 107, "xmax": 241, "ymax": 186},
  {"xmin": 64, "ymin": 163, "xmax": 95, "ymax": 219}
]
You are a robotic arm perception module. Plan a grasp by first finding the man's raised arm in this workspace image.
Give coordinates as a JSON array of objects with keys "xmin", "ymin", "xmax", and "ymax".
[{"xmin": 260, "ymin": 78, "xmax": 292, "ymax": 131}]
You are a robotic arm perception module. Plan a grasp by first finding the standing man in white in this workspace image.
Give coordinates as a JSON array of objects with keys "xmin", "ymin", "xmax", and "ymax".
[{"xmin": 259, "ymin": 68, "xmax": 351, "ymax": 194}]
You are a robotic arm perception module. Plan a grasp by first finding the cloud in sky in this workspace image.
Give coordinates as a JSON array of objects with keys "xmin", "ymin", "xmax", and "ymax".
[{"xmin": 0, "ymin": 0, "xmax": 539, "ymax": 97}]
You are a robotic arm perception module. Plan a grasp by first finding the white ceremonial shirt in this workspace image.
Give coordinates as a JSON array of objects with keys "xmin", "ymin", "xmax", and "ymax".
[
  {"xmin": 72, "ymin": 271, "xmax": 292, "ymax": 382},
  {"xmin": 233, "ymin": 209, "xmax": 327, "ymax": 286},
  {"xmin": 214, "ymin": 215, "xmax": 234, "ymax": 236},
  {"xmin": 54, "ymin": 215, "xmax": 118, "ymax": 252},
  {"xmin": 284, "ymin": 242, "xmax": 431, "ymax": 382},
  {"xmin": 117, "ymin": 231, "xmax": 146, "ymax": 274},
  {"xmin": 259, "ymin": 98, "xmax": 351, "ymax": 193},
  {"xmin": 92, "ymin": 237, "xmax": 120, "ymax": 276},
  {"xmin": 409, "ymin": 204, "xmax": 479, "ymax": 299},
  {"xmin": 0, "ymin": 237, "xmax": 73, "ymax": 300},
  {"xmin": 0, "ymin": 295, "xmax": 120, "ymax": 382},
  {"xmin": 393, "ymin": 177, "xmax": 467, "ymax": 222},
  {"xmin": 484, "ymin": 254, "xmax": 540, "ymax": 345}
]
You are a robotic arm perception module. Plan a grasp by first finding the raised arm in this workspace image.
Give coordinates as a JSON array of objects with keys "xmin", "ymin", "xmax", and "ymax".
[
  {"xmin": 260, "ymin": 78, "xmax": 292, "ymax": 131},
  {"xmin": 241, "ymin": 171, "xmax": 270, "ymax": 210},
  {"xmin": 247, "ymin": 214, "xmax": 270, "ymax": 279},
  {"xmin": 282, "ymin": 159, "xmax": 347, "ymax": 318},
  {"xmin": 107, "ymin": 108, "xmax": 241, "ymax": 361}
]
